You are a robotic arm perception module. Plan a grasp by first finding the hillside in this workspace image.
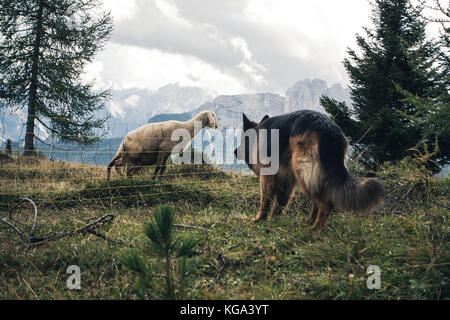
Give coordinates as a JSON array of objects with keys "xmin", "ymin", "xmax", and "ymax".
[
  {"xmin": 0, "ymin": 158, "xmax": 448, "ymax": 300},
  {"xmin": 148, "ymin": 112, "xmax": 192, "ymax": 124}
]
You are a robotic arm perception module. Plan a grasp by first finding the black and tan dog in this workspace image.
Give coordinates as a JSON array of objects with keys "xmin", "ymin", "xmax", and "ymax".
[{"xmin": 234, "ymin": 110, "xmax": 385, "ymax": 228}]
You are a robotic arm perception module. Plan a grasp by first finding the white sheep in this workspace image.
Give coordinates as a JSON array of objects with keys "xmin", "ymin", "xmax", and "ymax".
[{"xmin": 107, "ymin": 110, "xmax": 218, "ymax": 180}]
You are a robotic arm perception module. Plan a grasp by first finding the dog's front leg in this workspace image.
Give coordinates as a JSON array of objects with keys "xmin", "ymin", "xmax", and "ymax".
[
  {"xmin": 271, "ymin": 184, "xmax": 295, "ymax": 217},
  {"xmin": 253, "ymin": 175, "xmax": 275, "ymax": 222}
]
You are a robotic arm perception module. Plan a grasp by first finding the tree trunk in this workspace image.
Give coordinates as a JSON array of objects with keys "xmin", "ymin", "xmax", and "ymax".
[{"xmin": 24, "ymin": 1, "xmax": 44, "ymax": 157}]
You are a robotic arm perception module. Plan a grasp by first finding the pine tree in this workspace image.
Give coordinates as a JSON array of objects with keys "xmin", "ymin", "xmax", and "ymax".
[
  {"xmin": 398, "ymin": 0, "xmax": 450, "ymax": 170},
  {"xmin": 321, "ymin": 0, "xmax": 444, "ymax": 169},
  {"xmin": 0, "ymin": 0, "xmax": 113, "ymax": 156},
  {"xmin": 5, "ymin": 139, "xmax": 12, "ymax": 155}
]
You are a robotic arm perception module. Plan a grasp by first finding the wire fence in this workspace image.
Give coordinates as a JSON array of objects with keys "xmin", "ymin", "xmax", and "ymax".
[
  {"xmin": 1, "ymin": 110, "xmax": 242, "ymax": 167},
  {"xmin": 1, "ymin": 110, "xmax": 444, "ymax": 239},
  {"xmin": 0, "ymin": 152, "xmax": 268, "ymax": 247},
  {"xmin": 0, "ymin": 145, "xmax": 255, "ymax": 211},
  {"xmin": 0, "ymin": 110, "xmax": 264, "ymax": 215}
]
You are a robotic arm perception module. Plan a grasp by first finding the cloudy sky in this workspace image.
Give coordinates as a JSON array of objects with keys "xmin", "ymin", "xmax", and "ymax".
[{"xmin": 87, "ymin": 0, "xmax": 375, "ymax": 95}]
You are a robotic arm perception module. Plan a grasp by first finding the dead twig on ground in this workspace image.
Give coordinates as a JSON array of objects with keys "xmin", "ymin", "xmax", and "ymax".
[
  {"xmin": 173, "ymin": 223, "xmax": 212, "ymax": 232},
  {"xmin": 0, "ymin": 198, "xmax": 117, "ymax": 246}
]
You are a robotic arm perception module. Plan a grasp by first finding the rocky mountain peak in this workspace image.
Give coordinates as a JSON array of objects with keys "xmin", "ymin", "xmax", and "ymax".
[{"xmin": 285, "ymin": 78, "xmax": 351, "ymax": 113}]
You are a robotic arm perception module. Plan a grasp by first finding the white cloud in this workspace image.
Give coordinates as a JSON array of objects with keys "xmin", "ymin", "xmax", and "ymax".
[
  {"xmin": 87, "ymin": 42, "xmax": 248, "ymax": 95},
  {"xmin": 124, "ymin": 95, "xmax": 141, "ymax": 108},
  {"xmin": 108, "ymin": 100, "xmax": 125, "ymax": 118},
  {"xmin": 95, "ymin": 0, "xmax": 378, "ymax": 94},
  {"xmin": 154, "ymin": 0, "xmax": 192, "ymax": 29},
  {"xmin": 231, "ymin": 37, "xmax": 268, "ymax": 85},
  {"xmin": 103, "ymin": 0, "xmax": 138, "ymax": 23},
  {"xmin": 82, "ymin": 60, "xmax": 109, "ymax": 90}
]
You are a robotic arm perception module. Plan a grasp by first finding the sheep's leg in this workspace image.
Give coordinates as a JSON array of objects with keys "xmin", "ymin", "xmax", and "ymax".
[
  {"xmin": 114, "ymin": 158, "xmax": 124, "ymax": 177},
  {"xmin": 158, "ymin": 165, "xmax": 167, "ymax": 176},
  {"xmin": 127, "ymin": 165, "xmax": 142, "ymax": 178},
  {"xmin": 124, "ymin": 145, "xmax": 144, "ymax": 179},
  {"xmin": 158, "ymin": 154, "xmax": 171, "ymax": 176},
  {"xmin": 107, "ymin": 154, "xmax": 122, "ymax": 181},
  {"xmin": 114, "ymin": 156, "xmax": 126, "ymax": 178},
  {"xmin": 153, "ymin": 166, "xmax": 161, "ymax": 179},
  {"xmin": 126, "ymin": 167, "xmax": 134, "ymax": 178},
  {"xmin": 153, "ymin": 152, "xmax": 170, "ymax": 179}
]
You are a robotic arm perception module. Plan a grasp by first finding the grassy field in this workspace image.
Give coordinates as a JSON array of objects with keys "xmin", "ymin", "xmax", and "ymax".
[{"xmin": 0, "ymin": 157, "xmax": 448, "ymax": 300}]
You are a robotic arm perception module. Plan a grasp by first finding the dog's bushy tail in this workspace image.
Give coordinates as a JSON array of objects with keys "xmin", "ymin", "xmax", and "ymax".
[
  {"xmin": 319, "ymin": 131, "xmax": 385, "ymax": 213},
  {"xmin": 328, "ymin": 176, "xmax": 385, "ymax": 213}
]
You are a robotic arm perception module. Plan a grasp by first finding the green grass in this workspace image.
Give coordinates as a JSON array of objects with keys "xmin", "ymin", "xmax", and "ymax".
[{"xmin": 0, "ymin": 158, "xmax": 448, "ymax": 300}]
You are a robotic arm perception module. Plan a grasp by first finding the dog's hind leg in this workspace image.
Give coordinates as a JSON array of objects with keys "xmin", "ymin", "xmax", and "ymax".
[
  {"xmin": 306, "ymin": 201, "xmax": 319, "ymax": 224},
  {"xmin": 313, "ymin": 200, "xmax": 334, "ymax": 229},
  {"xmin": 253, "ymin": 175, "xmax": 275, "ymax": 222}
]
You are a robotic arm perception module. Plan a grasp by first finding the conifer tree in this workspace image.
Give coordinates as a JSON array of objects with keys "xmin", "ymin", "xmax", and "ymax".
[
  {"xmin": 5, "ymin": 139, "xmax": 12, "ymax": 155},
  {"xmin": 399, "ymin": 0, "xmax": 450, "ymax": 170},
  {"xmin": 321, "ymin": 0, "xmax": 445, "ymax": 169},
  {"xmin": 0, "ymin": 0, "xmax": 113, "ymax": 156}
]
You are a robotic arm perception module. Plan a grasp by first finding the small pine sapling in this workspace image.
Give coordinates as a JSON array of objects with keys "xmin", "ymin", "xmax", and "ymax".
[{"xmin": 121, "ymin": 205, "xmax": 199, "ymax": 300}]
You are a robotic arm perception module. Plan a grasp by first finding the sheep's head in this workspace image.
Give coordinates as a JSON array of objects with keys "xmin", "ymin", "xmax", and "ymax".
[
  {"xmin": 204, "ymin": 111, "xmax": 218, "ymax": 130},
  {"xmin": 192, "ymin": 110, "xmax": 218, "ymax": 129}
]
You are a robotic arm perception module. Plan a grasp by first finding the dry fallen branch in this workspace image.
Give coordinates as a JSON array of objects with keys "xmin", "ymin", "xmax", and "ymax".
[
  {"xmin": 31, "ymin": 214, "xmax": 116, "ymax": 245},
  {"xmin": 0, "ymin": 198, "xmax": 117, "ymax": 246},
  {"xmin": 432, "ymin": 200, "xmax": 450, "ymax": 210},
  {"xmin": 214, "ymin": 254, "xmax": 226, "ymax": 284},
  {"xmin": 1, "ymin": 198, "xmax": 39, "ymax": 243},
  {"xmin": 173, "ymin": 223, "xmax": 212, "ymax": 232}
]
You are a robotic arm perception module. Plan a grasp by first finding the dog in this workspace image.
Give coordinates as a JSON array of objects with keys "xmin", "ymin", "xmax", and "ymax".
[{"xmin": 234, "ymin": 110, "xmax": 385, "ymax": 228}]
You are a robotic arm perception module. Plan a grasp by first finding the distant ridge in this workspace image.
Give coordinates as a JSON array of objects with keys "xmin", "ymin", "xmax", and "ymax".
[
  {"xmin": 1, "ymin": 79, "xmax": 351, "ymax": 140},
  {"xmin": 148, "ymin": 112, "xmax": 191, "ymax": 124}
]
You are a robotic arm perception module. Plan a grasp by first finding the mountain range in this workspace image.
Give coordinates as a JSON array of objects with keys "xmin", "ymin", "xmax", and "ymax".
[
  {"xmin": 190, "ymin": 79, "xmax": 351, "ymax": 129},
  {"xmin": 0, "ymin": 79, "xmax": 351, "ymax": 143},
  {"xmin": 0, "ymin": 108, "xmax": 49, "ymax": 144},
  {"xmin": 106, "ymin": 84, "xmax": 214, "ymax": 137}
]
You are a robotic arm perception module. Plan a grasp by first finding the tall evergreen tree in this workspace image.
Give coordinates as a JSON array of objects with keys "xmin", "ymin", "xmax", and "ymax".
[
  {"xmin": 5, "ymin": 139, "xmax": 12, "ymax": 155},
  {"xmin": 321, "ymin": 0, "xmax": 444, "ymax": 169},
  {"xmin": 398, "ymin": 0, "xmax": 450, "ymax": 170},
  {"xmin": 0, "ymin": 0, "xmax": 113, "ymax": 156}
]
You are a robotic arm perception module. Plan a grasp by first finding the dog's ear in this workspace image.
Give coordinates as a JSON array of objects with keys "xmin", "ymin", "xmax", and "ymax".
[
  {"xmin": 261, "ymin": 115, "xmax": 270, "ymax": 123},
  {"xmin": 243, "ymin": 113, "xmax": 257, "ymax": 131}
]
